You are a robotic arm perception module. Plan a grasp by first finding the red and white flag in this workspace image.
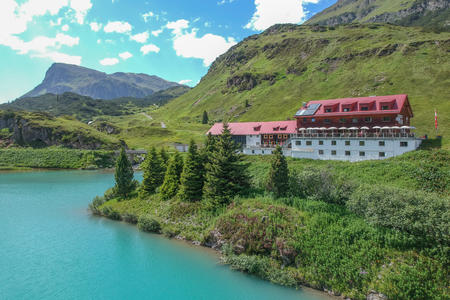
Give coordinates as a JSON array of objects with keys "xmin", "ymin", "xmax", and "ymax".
[{"xmin": 435, "ymin": 109, "xmax": 438, "ymax": 130}]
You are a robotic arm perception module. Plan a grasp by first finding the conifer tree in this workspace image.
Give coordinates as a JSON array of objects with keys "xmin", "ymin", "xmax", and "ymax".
[
  {"xmin": 203, "ymin": 123, "xmax": 249, "ymax": 208},
  {"xmin": 266, "ymin": 146, "xmax": 289, "ymax": 198},
  {"xmin": 159, "ymin": 152, "xmax": 184, "ymax": 201},
  {"xmin": 141, "ymin": 147, "xmax": 164, "ymax": 194},
  {"xmin": 114, "ymin": 148, "xmax": 135, "ymax": 198},
  {"xmin": 202, "ymin": 110, "xmax": 209, "ymax": 124},
  {"xmin": 178, "ymin": 140, "xmax": 205, "ymax": 202},
  {"xmin": 201, "ymin": 133, "xmax": 217, "ymax": 165},
  {"xmin": 159, "ymin": 147, "xmax": 169, "ymax": 165}
]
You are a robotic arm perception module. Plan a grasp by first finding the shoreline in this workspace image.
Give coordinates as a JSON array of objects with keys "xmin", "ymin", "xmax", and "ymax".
[{"xmin": 93, "ymin": 213, "xmax": 338, "ymax": 300}]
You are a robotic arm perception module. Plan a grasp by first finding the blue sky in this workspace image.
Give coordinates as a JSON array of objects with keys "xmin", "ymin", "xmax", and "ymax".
[{"xmin": 0, "ymin": 0, "xmax": 337, "ymax": 103}]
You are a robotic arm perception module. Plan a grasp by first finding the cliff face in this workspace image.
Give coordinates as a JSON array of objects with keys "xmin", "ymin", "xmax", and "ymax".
[
  {"xmin": 21, "ymin": 63, "xmax": 184, "ymax": 100},
  {"xmin": 0, "ymin": 111, "xmax": 123, "ymax": 149},
  {"xmin": 305, "ymin": 0, "xmax": 450, "ymax": 29}
]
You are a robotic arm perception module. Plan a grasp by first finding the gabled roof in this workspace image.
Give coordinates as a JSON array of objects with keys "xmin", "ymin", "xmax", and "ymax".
[
  {"xmin": 207, "ymin": 120, "xmax": 297, "ymax": 135},
  {"xmin": 295, "ymin": 94, "xmax": 410, "ymax": 117}
]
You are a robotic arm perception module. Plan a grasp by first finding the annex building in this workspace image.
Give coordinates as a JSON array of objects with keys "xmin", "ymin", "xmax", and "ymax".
[{"xmin": 207, "ymin": 95, "xmax": 422, "ymax": 161}]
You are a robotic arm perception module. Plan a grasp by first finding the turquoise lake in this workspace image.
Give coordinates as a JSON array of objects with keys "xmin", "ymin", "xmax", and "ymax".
[{"xmin": 0, "ymin": 170, "xmax": 327, "ymax": 300}]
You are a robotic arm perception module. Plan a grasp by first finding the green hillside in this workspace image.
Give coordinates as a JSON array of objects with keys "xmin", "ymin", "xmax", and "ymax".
[
  {"xmin": 151, "ymin": 24, "xmax": 449, "ymax": 149},
  {"xmin": 305, "ymin": 0, "xmax": 450, "ymax": 30}
]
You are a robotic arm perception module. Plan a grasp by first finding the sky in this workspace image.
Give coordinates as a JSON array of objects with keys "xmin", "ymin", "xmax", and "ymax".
[{"xmin": 0, "ymin": 0, "xmax": 337, "ymax": 103}]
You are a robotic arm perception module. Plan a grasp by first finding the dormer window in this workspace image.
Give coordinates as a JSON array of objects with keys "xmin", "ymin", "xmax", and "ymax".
[
  {"xmin": 343, "ymin": 108, "xmax": 351, "ymax": 112},
  {"xmin": 381, "ymin": 105, "xmax": 389, "ymax": 110},
  {"xmin": 280, "ymin": 126, "xmax": 287, "ymax": 131},
  {"xmin": 325, "ymin": 108, "xmax": 332, "ymax": 113},
  {"xmin": 253, "ymin": 125, "xmax": 261, "ymax": 131},
  {"xmin": 361, "ymin": 106, "xmax": 369, "ymax": 111},
  {"xmin": 273, "ymin": 126, "xmax": 279, "ymax": 131}
]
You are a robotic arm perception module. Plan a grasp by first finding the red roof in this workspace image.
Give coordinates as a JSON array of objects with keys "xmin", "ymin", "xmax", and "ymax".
[
  {"xmin": 296, "ymin": 94, "xmax": 410, "ymax": 118},
  {"xmin": 207, "ymin": 120, "xmax": 297, "ymax": 135}
]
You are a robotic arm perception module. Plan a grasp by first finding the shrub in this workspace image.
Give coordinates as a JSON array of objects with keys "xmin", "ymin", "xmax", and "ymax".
[
  {"xmin": 88, "ymin": 196, "xmax": 105, "ymax": 214},
  {"xmin": 137, "ymin": 215, "xmax": 161, "ymax": 233},
  {"xmin": 162, "ymin": 224, "xmax": 180, "ymax": 238},
  {"xmin": 122, "ymin": 213, "xmax": 138, "ymax": 224},
  {"xmin": 347, "ymin": 185, "xmax": 450, "ymax": 244},
  {"xmin": 101, "ymin": 206, "xmax": 121, "ymax": 220},
  {"xmin": 289, "ymin": 168, "xmax": 354, "ymax": 205},
  {"xmin": 103, "ymin": 188, "xmax": 116, "ymax": 201}
]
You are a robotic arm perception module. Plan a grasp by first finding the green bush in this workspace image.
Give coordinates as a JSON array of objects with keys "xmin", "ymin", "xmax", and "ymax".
[
  {"xmin": 122, "ymin": 213, "xmax": 138, "ymax": 224},
  {"xmin": 88, "ymin": 196, "xmax": 105, "ymax": 215},
  {"xmin": 347, "ymin": 185, "xmax": 450, "ymax": 244},
  {"xmin": 101, "ymin": 206, "xmax": 121, "ymax": 220},
  {"xmin": 137, "ymin": 215, "xmax": 161, "ymax": 233},
  {"xmin": 289, "ymin": 168, "xmax": 354, "ymax": 205}
]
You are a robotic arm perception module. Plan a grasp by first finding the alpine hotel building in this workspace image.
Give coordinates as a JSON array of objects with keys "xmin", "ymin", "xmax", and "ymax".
[{"xmin": 207, "ymin": 95, "xmax": 422, "ymax": 161}]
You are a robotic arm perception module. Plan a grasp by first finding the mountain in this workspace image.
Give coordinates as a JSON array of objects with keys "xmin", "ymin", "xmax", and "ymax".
[
  {"xmin": 21, "ymin": 63, "xmax": 185, "ymax": 100},
  {"xmin": 155, "ymin": 23, "xmax": 449, "ymax": 149},
  {"xmin": 305, "ymin": 0, "xmax": 450, "ymax": 29},
  {"xmin": 3, "ymin": 86, "xmax": 190, "ymax": 122}
]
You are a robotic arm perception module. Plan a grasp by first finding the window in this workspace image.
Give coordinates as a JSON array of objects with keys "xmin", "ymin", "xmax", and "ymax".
[
  {"xmin": 324, "ymin": 119, "xmax": 331, "ymax": 124},
  {"xmin": 382, "ymin": 116, "xmax": 391, "ymax": 122},
  {"xmin": 319, "ymin": 140, "xmax": 324, "ymax": 145},
  {"xmin": 364, "ymin": 117, "xmax": 372, "ymax": 123},
  {"xmin": 359, "ymin": 141, "xmax": 365, "ymax": 146},
  {"xmin": 331, "ymin": 150, "xmax": 337, "ymax": 155},
  {"xmin": 352, "ymin": 118, "xmax": 358, "ymax": 123},
  {"xmin": 278, "ymin": 134, "xmax": 282, "ymax": 139},
  {"xmin": 379, "ymin": 141, "xmax": 385, "ymax": 146},
  {"xmin": 264, "ymin": 135, "xmax": 268, "ymax": 139},
  {"xmin": 252, "ymin": 150, "xmax": 255, "ymax": 154},
  {"xmin": 262, "ymin": 151, "xmax": 265, "ymax": 154},
  {"xmin": 343, "ymin": 107, "xmax": 351, "ymax": 112},
  {"xmin": 359, "ymin": 151, "xmax": 365, "ymax": 157},
  {"xmin": 303, "ymin": 118, "xmax": 307, "ymax": 122},
  {"xmin": 269, "ymin": 135, "xmax": 273, "ymax": 139},
  {"xmin": 331, "ymin": 140, "xmax": 337, "ymax": 146},
  {"xmin": 345, "ymin": 141, "xmax": 350, "ymax": 146},
  {"xmin": 361, "ymin": 106, "xmax": 369, "ymax": 111},
  {"xmin": 319, "ymin": 150, "xmax": 324, "ymax": 155},
  {"xmin": 381, "ymin": 105, "xmax": 389, "ymax": 110},
  {"xmin": 379, "ymin": 152, "xmax": 385, "ymax": 157},
  {"xmin": 306, "ymin": 141, "xmax": 312, "ymax": 146},
  {"xmin": 325, "ymin": 108, "xmax": 332, "ymax": 113},
  {"xmin": 311, "ymin": 118, "xmax": 316, "ymax": 122},
  {"xmin": 283, "ymin": 134, "xmax": 288, "ymax": 139},
  {"xmin": 295, "ymin": 141, "xmax": 301, "ymax": 146},
  {"xmin": 345, "ymin": 151, "xmax": 351, "ymax": 156},
  {"xmin": 339, "ymin": 118, "xmax": 347, "ymax": 123},
  {"xmin": 400, "ymin": 141, "xmax": 408, "ymax": 147}
]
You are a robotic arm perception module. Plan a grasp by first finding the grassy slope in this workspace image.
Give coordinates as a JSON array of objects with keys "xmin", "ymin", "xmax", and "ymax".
[
  {"xmin": 147, "ymin": 24, "xmax": 449, "ymax": 149},
  {"xmin": 305, "ymin": 0, "xmax": 417, "ymax": 24},
  {"xmin": 97, "ymin": 150, "xmax": 449, "ymax": 299}
]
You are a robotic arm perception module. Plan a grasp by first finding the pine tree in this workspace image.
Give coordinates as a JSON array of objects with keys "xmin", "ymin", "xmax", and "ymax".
[
  {"xmin": 159, "ymin": 152, "xmax": 184, "ymax": 201},
  {"xmin": 114, "ymin": 148, "xmax": 135, "ymax": 198},
  {"xmin": 245, "ymin": 99, "xmax": 249, "ymax": 107},
  {"xmin": 178, "ymin": 140, "xmax": 205, "ymax": 202},
  {"xmin": 159, "ymin": 147, "xmax": 169, "ymax": 165},
  {"xmin": 203, "ymin": 123, "xmax": 249, "ymax": 208},
  {"xmin": 141, "ymin": 147, "xmax": 165, "ymax": 194},
  {"xmin": 266, "ymin": 146, "xmax": 289, "ymax": 198},
  {"xmin": 202, "ymin": 110, "xmax": 209, "ymax": 124},
  {"xmin": 201, "ymin": 133, "xmax": 217, "ymax": 165}
]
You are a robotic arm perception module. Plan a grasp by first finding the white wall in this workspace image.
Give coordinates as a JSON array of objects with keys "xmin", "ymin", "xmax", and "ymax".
[{"xmin": 246, "ymin": 134, "xmax": 261, "ymax": 147}]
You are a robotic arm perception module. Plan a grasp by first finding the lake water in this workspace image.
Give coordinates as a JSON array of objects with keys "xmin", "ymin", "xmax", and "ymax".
[{"xmin": 0, "ymin": 170, "xmax": 326, "ymax": 300}]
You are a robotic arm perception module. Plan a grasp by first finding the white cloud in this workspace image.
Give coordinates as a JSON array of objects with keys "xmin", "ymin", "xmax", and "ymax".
[
  {"xmin": 90, "ymin": 22, "xmax": 101, "ymax": 32},
  {"xmin": 140, "ymin": 44, "xmax": 160, "ymax": 55},
  {"xmin": 245, "ymin": 0, "xmax": 319, "ymax": 31},
  {"xmin": 119, "ymin": 51, "xmax": 133, "ymax": 60},
  {"xmin": 166, "ymin": 20, "xmax": 236, "ymax": 66},
  {"xmin": 32, "ymin": 51, "xmax": 82, "ymax": 65},
  {"xmin": 62, "ymin": 24, "xmax": 69, "ymax": 31},
  {"xmin": 218, "ymin": 0, "xmax": 235, "ymax": 5},
  {"xmin": 70, "ymin": 0, "xmax": 93, "ymax": 24},
  {"xmin": 130, "ymin": 31, "xmax": 149, "ymax": 43},
  {"xmin": 151, "ymin": 29, "xmax": 163, "ymax": 37},
  {"xmin": 178, "ymin": 79, "xmax": 192, "ymax": 85},
  {"xmin": 100, "ymin": 57, "xmax": 119, "ymax": 65},
  {"xmin": 104, "ymin": 21, "xmax": 132, "ymax": 33},
  {"xmin": 166, "ymin": 19, "xmax": 189, "ymax": 36},
  {"xmin": 4, "ymin": 33, "xmax": 79, "ymax": 55},
  {"xmin": 142, "ymin": 11, "xmax": 155, "ymax": 22}
]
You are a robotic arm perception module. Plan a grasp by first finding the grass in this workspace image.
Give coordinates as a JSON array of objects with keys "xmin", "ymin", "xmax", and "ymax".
[{"xmin": 0, "ymin": 147, "xmax": 115, "ymax": 169}]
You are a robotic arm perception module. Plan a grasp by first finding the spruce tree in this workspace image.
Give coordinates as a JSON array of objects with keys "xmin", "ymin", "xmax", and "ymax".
[
  {"xmin": 141, "ymin": 147, "xmax": 165, "ymax": 194},
  {"xmin": 159, "ymin": 152, "xmax": 184, "ymax": 201},
  {"xmin": 159, "ymin": 147, "xmax": 169, "ymax": 165},
  {"xmin": 201, "ymin": 133, "xmax": 217, "ymax": 165},
  {"xmin": 266, "ymin": 146, "xmax": 289, "ymax": 198},
  {"xmin": 178, "ymin": 140, "xmax": 205, "ymax": 202},
  {"xmin": 203, "ymin": 123, "xmax": 249, "ymax": 208},
  {"xmin": 114, "ymin": 148, "xmax": 135, "ymax": 198},
  {"xmin": 202, "ymin": 110, "xmax": 209, "ymax": 124}
]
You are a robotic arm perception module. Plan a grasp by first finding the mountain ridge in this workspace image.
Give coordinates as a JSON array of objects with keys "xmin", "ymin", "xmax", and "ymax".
[
  {"xmin": 22, "ymin": 63, "xmax": 185, "ymax": 100},
  {"xmin": 305, "ymin": 0, "xmax": 450, "ymax": 29}
]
